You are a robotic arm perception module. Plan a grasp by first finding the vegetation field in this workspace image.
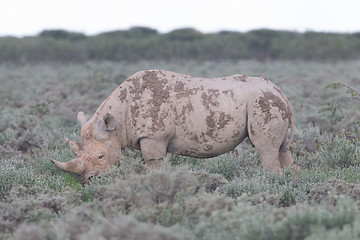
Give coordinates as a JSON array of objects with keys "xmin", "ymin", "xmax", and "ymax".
[
  {"xmin": 1, "ymin": 60, "xmax": 360, "ymax": 239},
  {"xmin": 2, "ymin": 28, "xmax": 360, "ymax": 63}
]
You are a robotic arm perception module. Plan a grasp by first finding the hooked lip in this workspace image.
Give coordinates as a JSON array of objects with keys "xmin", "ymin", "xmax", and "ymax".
[{"xmin": 79, "ymin": 169, "xmax": 100, "ymax": 184}]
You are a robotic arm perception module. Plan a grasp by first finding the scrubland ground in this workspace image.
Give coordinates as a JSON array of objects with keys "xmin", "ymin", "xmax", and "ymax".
[{"xmin": 1, "ymin": 60, "xmax": 360, "ymax": 240}]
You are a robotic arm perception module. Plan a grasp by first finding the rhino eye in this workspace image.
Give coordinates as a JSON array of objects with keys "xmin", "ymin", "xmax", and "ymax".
[{"xmin": 98, "ymin": 155, "xmax": 105, "ymax": 160}]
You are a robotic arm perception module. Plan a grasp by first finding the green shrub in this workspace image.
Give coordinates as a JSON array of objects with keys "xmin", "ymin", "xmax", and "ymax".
[
  {"xmin": 0, "ymin": 158, "xmax": 42, "ymax": 199},
  {"xmin": 191, "ymin": 195, "xmax": 358, "ymax": 240},
  {"xmin": 165, "ymin": 28, "xmax": 203, "ymax": 41},
  {"xmin": 316, "ymin": 136, "xmax": 360, "ymax": 169},
  {"xmin": 192, "ymin": 148, "xmax": 261, "ymax": 181},
  {"xmin": 38, "ymin": 29, "xmax": 87, "ymax": 41},
  {"xmin": 13, "ymin": 214, "xmax": 182, "ymax": 240}
]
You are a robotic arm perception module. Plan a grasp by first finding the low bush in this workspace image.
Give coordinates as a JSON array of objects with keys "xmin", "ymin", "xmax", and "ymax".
[
  {"xmin": 316, "ymin": 135, "xmax": 360, "ymax": 169},
  {"xmin": 13, "ymin": 214, "xmax": 182, "ymax": 240},
  {"xmin": 1, "ymin": 60, "xmax": 360, "ymax": 239}
]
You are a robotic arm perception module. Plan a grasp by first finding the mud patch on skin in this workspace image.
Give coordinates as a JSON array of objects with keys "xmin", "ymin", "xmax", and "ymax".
[
  {"xmin": 176, "ymin": 88, "xmax": 200, "ymax": 99},
  {"xmin": 200, "ymin": 132, "xmax": 208, "ymax": 143},
  {"xmin": 174, "ymin": 80, "xmax": 200, "ymax": 99},
  {"xmin": 182, "ymin": 101, "xmax": 194, "ymax": 115},
  {"xmin": 206, "ymin": 111, "xmax": 216, "ymax": 129},
  {"xmin": 180, "ymin": 101, "xmax": 194, "ymax": 123},
  {"xmin": 129, "ymin": 71, "xmax": 172, "ymax": 132},
  {"xmin": 119, "ymin": 88, "xmax": 127, "ymax": 102},
  {"xmin": 190, "ymin": 134, "xmax": 200, "ymax": 143},
  {"xmin": 130, "ymin": 103, "xmax": 141, "ymax": 127},
  {"xmin": 201, "ymin": 89, "xmax": 220, "ymax": 110},
  {"xmin": 222, "ymin": 90, "xmax": 235, "ymax": 99},
  {"xmin": 174, "ymin": 81, "xmax": 185, "ymax": 92},
  {"xmin": 258, "ymin": 91, "xmax": 289, "ymax": 124},
  {"xmin": 205, "ymin": 144, "xmax": 213, "ymax": 151},
  {"xmin": 208, "ymin": 89, "xmax": 220, "ymax": 97},
  {"xmin": 129, "ymin": 77, "xmax": 142, "ymax": 101},
  {"xmin": 273, "ymin": 85, "xmax": 288, "ymax": 101},
  {"xmin": 204, "ymin": 110, "xmax": 233, "ymax": 139},
  {"xmin": 234, "ymin": 75, "xmax": 248, "ymax": 82},
  {"xmin": 141, "ymin": 71, "xmax": 170, "ymax": 105},
  {"xmin": 129, "ymin": 71, "xmax": 170, "ymax": 99},
  {"xmin": 148, "ymin": 110, "xmax": 167, "ymax": 131},
  {"xmin": 206, "ymin": 111, "xmax": 217, "ymax": 138},
  {"xmin": 218, "ymin": 112, "xmax": 233, "ymax": 129}
]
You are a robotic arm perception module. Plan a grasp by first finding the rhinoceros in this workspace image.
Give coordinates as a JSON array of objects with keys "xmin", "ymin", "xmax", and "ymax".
[{"xmin": 51, "ymin": 70, "xmax": 299, "ymax": 183}]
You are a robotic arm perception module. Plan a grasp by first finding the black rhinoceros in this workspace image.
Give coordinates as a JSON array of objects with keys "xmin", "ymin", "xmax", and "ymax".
[{"xmin": 51, "ymin": 70, "xmax": 299, "ymax": 183}]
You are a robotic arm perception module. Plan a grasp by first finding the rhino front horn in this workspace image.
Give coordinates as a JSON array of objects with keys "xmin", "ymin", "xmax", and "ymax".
[{"xmin": 50, "ymin": 158, "xmax": 85, "ymax": 174}]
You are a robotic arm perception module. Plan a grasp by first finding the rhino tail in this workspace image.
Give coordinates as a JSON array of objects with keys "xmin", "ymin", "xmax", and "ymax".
[{"xmin": 287, "ymin": 101, "xmax": 294, "ymax": 150}]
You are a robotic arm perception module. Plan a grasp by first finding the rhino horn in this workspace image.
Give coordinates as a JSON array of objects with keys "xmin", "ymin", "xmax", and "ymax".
[
  {"xmin": 77, "ymin": 112, "xmax": 89, "ymax": 126},
  {"xmin": 64, "ymin": 137, "xmax": 83, "ymax": 157},
  {"xmin": 50, "ymin": 158, "xmax": 85, "ymax": 174}
]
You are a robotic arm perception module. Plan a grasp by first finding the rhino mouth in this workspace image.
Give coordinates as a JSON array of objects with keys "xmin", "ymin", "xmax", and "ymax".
[{"xmin": 79, "ymin": 170, "xmax": 100, "ymax": 185}]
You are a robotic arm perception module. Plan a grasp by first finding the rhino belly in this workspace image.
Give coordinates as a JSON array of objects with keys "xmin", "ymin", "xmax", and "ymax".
[{"xmin": 167, "ymin": 113, "xmax": 248, "ymax": 158}]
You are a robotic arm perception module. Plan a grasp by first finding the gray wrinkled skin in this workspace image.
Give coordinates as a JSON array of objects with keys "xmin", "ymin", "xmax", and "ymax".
[{"xmin": 51, "ymin": 70, "xmax": 299, "ymax": 183}]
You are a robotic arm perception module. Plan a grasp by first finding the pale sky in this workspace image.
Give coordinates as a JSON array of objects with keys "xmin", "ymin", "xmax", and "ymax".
[{"xmin": 1, "ymin": 0, "xmax": 359, "ymax": 37}]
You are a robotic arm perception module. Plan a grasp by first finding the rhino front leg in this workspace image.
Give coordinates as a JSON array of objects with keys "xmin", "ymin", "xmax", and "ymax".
[{"xmin": 139, "ymin": 138, "xmax": 167, "ymax": 170}]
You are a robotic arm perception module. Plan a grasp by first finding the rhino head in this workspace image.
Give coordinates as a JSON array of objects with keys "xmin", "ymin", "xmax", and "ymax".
[{"xmin": 51, "ymin": 112, "xmax": 121, "ymax": 184}]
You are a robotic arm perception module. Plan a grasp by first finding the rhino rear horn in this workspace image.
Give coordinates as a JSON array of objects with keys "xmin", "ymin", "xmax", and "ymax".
[
  {"xmin": 77, "ymin": 112, "xmax": 89, "ymax": 126},
  {"xmin": 65, "ymin": 137, "xmax": 83, "ymax": 157}
]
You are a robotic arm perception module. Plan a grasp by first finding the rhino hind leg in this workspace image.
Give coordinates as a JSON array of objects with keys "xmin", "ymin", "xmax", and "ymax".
[
  {"xmin": 279, "ymin": 137, "xmax": 300, "ymax": 174},
  {"xmin": 247, "ymin": 114, "xmax": 288, "ymax": 174},
  {"xmin": 259, "ymin": 150, "xmax": 282, "ymax": 174},
  {"xmin": 139, "ymin": 138, "xmax": 167, "ymax": 170},
  {"xmin": 248, "ymin": 118, "xmax": 299, "ymax": 174}
]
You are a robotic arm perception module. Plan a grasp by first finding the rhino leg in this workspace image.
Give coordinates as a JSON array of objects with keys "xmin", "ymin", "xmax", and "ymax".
[
  {"xmin": 257, "ymin": 148, "xmax": 282, "ymax": 174},
  {"xmin": 247, "ymin": 112, "xmax": 288, "ymax": 174},
  {"xmin": 139, "ymin": 138, "xmax": 167, "ymax": 170},
  {"xmin": 279, "ymin": 137, "xmax": 300, "ymax": 174},
  {"xmin": 248, "ymin": 126, "xmax": 283, "ymax": 174}
]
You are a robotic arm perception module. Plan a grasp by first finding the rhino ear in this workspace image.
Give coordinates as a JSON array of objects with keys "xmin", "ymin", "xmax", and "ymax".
[
  {"xmin": 103, "ymin": 114, "xmax": 117, "ymax": 131},
  {"xmin": 77, "ymin": 112, "xmax": 89, "ymax": 126}
]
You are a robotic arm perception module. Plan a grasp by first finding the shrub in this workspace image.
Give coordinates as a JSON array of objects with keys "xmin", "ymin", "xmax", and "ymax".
[
  {"xmin": 38, "ymin": 29, "xmax": 86, "ymax": 41},
  {"xmin": 191, "ymin": 195, "xmax": 358, "ymax": 240},
  {"xmin": 192, "ymin": 147, "xmax": 261, "ymax": 181},
  {"xmin": 307, "ymin": 178, "xmax": 360, "ymax": 204},
  {"xmin": 316, "ymin": 136, "xmax": 360, "ymax": 169},
  {"xmin": 13, "ymin": 214, "xmax": 182, "ymax": 240},
  {"xmin": 165, "ymin": 28, "xmax": 203, "ymax": 41}
]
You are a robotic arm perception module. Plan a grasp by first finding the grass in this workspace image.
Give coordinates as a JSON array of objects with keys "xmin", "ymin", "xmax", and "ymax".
[{"xmin": 1, "ymin": 60, "xmax": 360, "ymax": 239}]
